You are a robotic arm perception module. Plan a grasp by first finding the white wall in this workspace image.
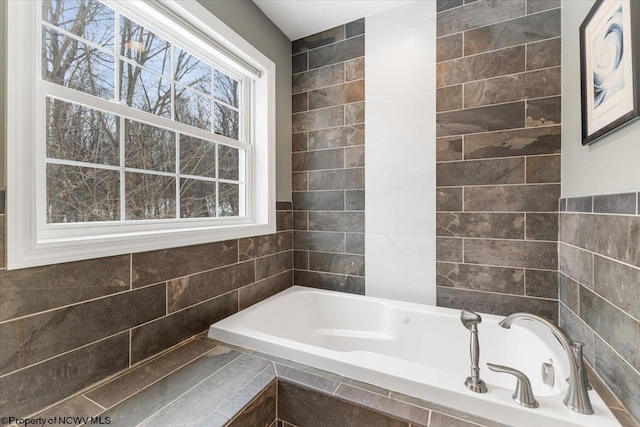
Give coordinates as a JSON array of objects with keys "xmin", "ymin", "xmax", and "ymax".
[
  {"xmin": 562, "ymin": 0, "xmax": 640, "ymax": 198},
  {"xmin": 365, "ymin": 1, "xmax": 437, "ymax": 304}
]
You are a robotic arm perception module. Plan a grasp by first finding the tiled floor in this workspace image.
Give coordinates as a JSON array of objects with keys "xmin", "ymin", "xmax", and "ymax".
[{"xmin": 33, "ymin": 335, "xmax": 638, "ymax": 427}]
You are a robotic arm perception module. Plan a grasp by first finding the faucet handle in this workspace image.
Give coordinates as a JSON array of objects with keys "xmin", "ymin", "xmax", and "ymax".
[{"xmin": 487, "ymin": 363, "xmax": 539, "ymax": 409}]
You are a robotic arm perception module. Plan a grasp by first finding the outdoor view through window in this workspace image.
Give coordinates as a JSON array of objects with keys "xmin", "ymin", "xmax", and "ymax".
[{"xmin": 42, "ymin": 0, "xmax": 246, "ymax": 223}]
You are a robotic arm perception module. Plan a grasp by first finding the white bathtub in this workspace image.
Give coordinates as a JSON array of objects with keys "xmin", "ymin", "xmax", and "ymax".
[{"xmin": 208, "ymin": 286, "xmax": 620, "ymax": 427}]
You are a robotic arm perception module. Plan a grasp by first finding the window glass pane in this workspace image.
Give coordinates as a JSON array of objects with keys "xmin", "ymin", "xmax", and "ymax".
[
  {"xmin": 42, "ymin": 0, "xmax": 115, "ymax": 50},
  {"xmin": 214, "ymin": 103, "xmax": 239, "ymax": 140},
  {"xmin": 174, "ymin": 46, "xmax": 211, "ymax": 94},
  {"xmin": 218, "ymin": 183, "xmax": 239, "ymax": 217},
  {"xmin": 120, "ymin": 61, "xmax": 172, "ymax": 118},
  {"xmin": 218, "ymin": 145, "xmax": 240, "ymax": 181},
  {"xmin": 125, "ymin": 120, "xmax": 175, "ymax": 173},
  {"xmin": 125, "ymin": 172, "xmax": 176, "ymax": 220},
  {"xmin": 46, "ymin": 163, "xmax": 120, "ymax": 223},
  {"xmin": 43, "ymin": 27, "xmax": 115, "ymax": 99},
  {"xmin": 180, "ymin": 135, "xmax": 216, "ymax": 178},
  {"xmin": 47, "ymin": 97, "xmax": 119, "ymax": 165},
  {"xmin": 214, "ymin": 70, "xmax": 239, "ymax": 108},
  {"xmin": 180, "ymin": 179, "xmax": 216, "ymax": 218},
  {"xmin": 175, "ymin": 85, "xmax": 211, "ymax": 130},
  {"xmin": 120, "ymin": 16, "xmax": 170, "ymax": 76}
]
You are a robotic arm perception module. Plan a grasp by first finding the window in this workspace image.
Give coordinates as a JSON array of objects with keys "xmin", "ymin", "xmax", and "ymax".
[{"xmin": 7, "ymin": 0, "xmax": 276, "ymax": 269}]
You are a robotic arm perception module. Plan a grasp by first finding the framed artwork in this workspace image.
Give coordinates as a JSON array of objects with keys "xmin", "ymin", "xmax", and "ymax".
[{"xmin": 580, "ymin": 0, "xmax": 640, "ymax": 145}]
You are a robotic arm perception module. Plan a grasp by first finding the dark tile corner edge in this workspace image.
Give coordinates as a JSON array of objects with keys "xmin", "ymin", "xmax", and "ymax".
[{"xmin": 276, "ymin": 201, "xmax": 293, "ymax": 211}]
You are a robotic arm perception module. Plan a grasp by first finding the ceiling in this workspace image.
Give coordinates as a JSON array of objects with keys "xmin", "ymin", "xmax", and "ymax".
[{"xmin": 252, "ymin": 0, "xmax": 416, "ymax": 41}]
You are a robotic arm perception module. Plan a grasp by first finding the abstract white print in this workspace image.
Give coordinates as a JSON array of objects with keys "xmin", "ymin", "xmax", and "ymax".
[{"xmin": 592, "ymin": 5, "xmax": 625, "ymax": 110}]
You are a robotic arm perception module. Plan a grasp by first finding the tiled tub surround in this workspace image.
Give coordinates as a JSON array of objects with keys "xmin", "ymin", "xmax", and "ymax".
[
  {"xmin": 291, "ymin": 19, "xmax": 366, "ymax": 295},
  {"xmin": 558, "ymin": 192, "xmax": 640, "ymax": 425},
  {"xmin": 435, "ymin": 0, "xmax": 562, "ymax": 319},
  {"xmin": 0, "ymin": 197, "xmax": 293, "ymax": 418}
]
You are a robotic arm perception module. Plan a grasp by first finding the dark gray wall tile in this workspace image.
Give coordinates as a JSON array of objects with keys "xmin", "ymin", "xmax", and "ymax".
[
  {"xmin": 293, "ymin": 211, "xmax": 308, "ymax": 230},
  {"xmin": 526, "ymin": 154, "xmax": 561, "ymax": 183},
  {"xmin": 334, "ymin": 384, "xmax": 430, "ymax": 425},
  {"xmin": 526, "ymin": 97, "xmax": 561, "ymax": 127},
  {"xmin": 436, "ymin": 101, "xmax": 525, "ymax": 137},
  {"xmin": 436, "ymin": 238, "xmax": 463, "ymax": 262},
  {"xmin": 240, "ymin": 232, "xmax": 293, "ymax": 260},
  {"xmin": 345, "ymin": 58, "xmax": 364, "ymax": 82},
  {"xmin": 308, "ymin": 36, "xmax": 364, "ymax": 69},
  {"xmin": 437, "ymin": 286, "xmax": 558, "ymax": 321},
  {"xmin": 345, "ymin": 190, "xmax": 365, "ymax": 211},
  {"xmin": 0, "ymin": 190, "xmax": 5, "ymax": 214},
  {"xmin": 526, "ymin": 37, "xmax": 561, "ymax": 70},
  {"xmin": 436, "ymin": 137, "xmax": 463, "ymax": 162},
  {"xmin": 525, "ymin": 213, "xmax": 558, "ymax": 241},
  {"xmin": 594, "ymin": 255, "xmax": 640, "ymax": 320},
  {"xmin": 436, "ymin": 158, "xmax": 524, "ymax": 186},
  {"xmin": 464, "ymin": 126, "xmax": 561, "ymax": 159},
  {"xmin": 294, "ymin": 231, "xmax": 345, "ymax": 252},
  {"xmin": 308, "ymin": 81, "xmax": 364, "ymax": 110},
  {"xmin": 558, "ymin": 243, "xmax": 593, "ymax": 288},
  {"xmin": 464, "ymin": 184, "xmax": 560, "ymax": 212},
  {"xmin": 168, "ymin": 261, "xmax": 254, "ymax": 313},
  {"xmin": 437, "ymin": 0, "xmax": 526, "ymax": 37},
  {"xmin": 559, "ymin": 212, "xmax": 579, "ymax": 246},
  {"xmin": 436, "ymin": 187, "xmax": 463, "ymax": 212},
  {"xmin": 436, "ymin": 46, "xmax": 525, "ymax": 87},
  {"xmin": 132, "ymin": 240, "xmax": 238, "ymax": 288},
  {"xmin": 292, "ymin": 148, "xmax": 344, "ymax": 171},
  {"xmin": 582, "ymin": 289, "xmax": 640, "ymax": 372},
  {"xmin": 309, "ymin": 211, "xmax": 364, "ymax": 232},
  {"xmin": 346, "ymin": 233, "xmax": 365, "ymax": 255},
  {"xmin": 276, "ymin": 201, "xmax": 293, "ymax": 211},
  {"xmin": 436, "ymin": 85, "xmax": 462, "ymax": 112},
  {"xmin": 292, "ymin": 132, "xmax": 308, "ymax": 152},
  {"xmin": 292, "ymin": 106, "xmax": 344, "ymax": 133},
  {"xmin": 292, "ymin": 25, "xmax": 345, "ymax": 55},
  {"xmin": 292, "ymin": 172, "xmax": 308, "ymax": 191},
  {"xmin": 559, "ymin": 304, "xmax": 594, "ymax": 365},
  {"xmin": 278, "ymin": 381, "xmax": 406, "ymax": 427},
  {"xmin": 437, "ymin": 0, "xmax": 463, "ymax": 13},
  {"xmin": 559, "ymin": 198, "xmax": 567, "ymax": 212},
  {"xmin": 294, "ymin": 250, "xmax": 309, "ymax": 270},
  {"xmin": 430, "ymin": 412, "xmax": 479, "ymax": 427},
  {"xmin": 436, "ymin": 212, "xmax": 524, "ymax": 239},
  {"xmin": 227, "ymin": 381, "xmax": 277, "ymax": 427},
  {"xmin": 463, "ymin": 9, "xmax": 560, "ymax": 55},
  {"xmin": 436, "ymin": 33, "xmax": 463, "ymax": 62},
  {"xmin": 86, "ymin": 339, "xmax": 216, "ymax": 408},
  {"xmin": 0, "ymin": 255, "xmax": 130, "ymax": 322},
  {"xmin": 559, "ymin": 272, "xmax": 580, "ymax": 314},
  {"xmin": 293, "ymin": 63, "xmax": 344, "ymax": 94},
  {"xmin": 292, "ymin": 52, "xmax": 307, "ymax": 75},
  {"xmin": 0, "ymin": 216, "xmax": 4, "ymax": 269},
  {"xmin": 464, "ymin": 239, "xmax": 557, "ymax": 269},
  {"xmin": 308, "ymin": 125, "xmax": 364, "ymax": 150},
  {"xmin": 276, "ymin": 364, "xmax": 340, "ymax": 394},
  {"xmin": 436, "ymin": 262, "xmax": 524, "ymax": 294},
  {"xmin": 277, "ymin": 210, "xmax": 293, "ymax": 231},
  {"xmin": 577, "ymin": 214, "xmax": 640, "ymax": 267},
  {"xmin": 239, "ymin": 271, "xmax": 292, "ymax": 310},
  {"xmin": 294, "ymin": 270, "xmax": 364, "ymax": 294},
  {"xmin": 131, "ymin": 293, "xmax": 237, "ymax": 364},
  {"xmin": 566, "ymin": 196, "xmax": 593, "ymax": 213},
  {"xmin": 593, "ymin": 193, "xmax": 637, "ymax": 215},
  {"xmin": 345, "ymin": 146, "xmax": 364, "ymax": 168},
  {"xmin": 463, "ymin": 67, "xmax": 561, "ymax": 108},
  {"xmin": 309, "ymin": 252, "xmax": 364, "ymax": 276},
  {"xmin": 527, "ymin": 0, "xmax": 560, "ymax": 14},
  {"xmin": 594, "ymin": 337, "xmax": 640, "ymax": 422},
  {"xmin": 0, "ymin": 285, "xmax": 164, "ymax": 375},
  {"xmin": 256, "ymin": 252, "xmax": 292, "ymax": 281},
  {"xmin": 38, "ymin": 396, "xmax": 102, "ymax": 422},
  {"xmin": 345, "ymin": 19, "xmax": 365, "ymax": 39},
  {"xmin": 293, "ymin": 191, "xmax": 345, "ymax": 211},
  {"xmin": 0, "ymin": 333, "xmax": 129, "ymax": 418},
  {"xmin": 216, "ymin": 365, "xmax": 277, "ymax": 419},
  {"xmin": 101, "ymin": 346, "xmax": 241, "ymax": 426},
  {"xmin": 292, "ymin": 92, "xmax": 308, "ymax": 113},
  {"xmin": 345, "ymin": 102, "xmax": 365, "ymax": 125},
  {"xmin": 524, "ymin": 269, "xmax": 557, "ymax": 298}
]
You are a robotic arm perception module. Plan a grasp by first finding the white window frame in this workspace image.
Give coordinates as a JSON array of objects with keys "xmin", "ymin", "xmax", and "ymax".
[{"xmin": 6, "ymin": 0, "xmax": 276, "ymax": 270}]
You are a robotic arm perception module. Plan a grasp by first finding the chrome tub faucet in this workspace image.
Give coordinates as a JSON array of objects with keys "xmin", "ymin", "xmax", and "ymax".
[{"xmin": 499, "ymin": 312, "xmax": 594, "ymax": 415}]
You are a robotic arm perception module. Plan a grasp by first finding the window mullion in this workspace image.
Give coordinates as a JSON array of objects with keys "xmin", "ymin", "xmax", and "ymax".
[{"xmin": 119, "ymin": 116, "xmax": 126, "ymax": 222}]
